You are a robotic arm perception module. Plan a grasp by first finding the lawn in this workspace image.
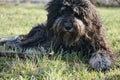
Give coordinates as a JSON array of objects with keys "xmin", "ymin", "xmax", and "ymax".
[{"xmin": 0, "ymin": 4, "xmax": 120, "ymax": 80}]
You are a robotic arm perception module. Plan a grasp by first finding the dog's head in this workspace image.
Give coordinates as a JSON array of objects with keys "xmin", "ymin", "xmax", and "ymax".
[
  {"xmin": 53, "ymin": 13, "xmax": 85, "ymax": 45},
  {"xmin": 46, "ymin": 0, "xmax": 102, "ymax": 45}
]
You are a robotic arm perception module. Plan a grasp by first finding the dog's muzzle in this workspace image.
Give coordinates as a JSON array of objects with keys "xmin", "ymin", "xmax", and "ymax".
[{"xmin": 53, "ymin": 15, "xmax": 85, "ymax": 36}]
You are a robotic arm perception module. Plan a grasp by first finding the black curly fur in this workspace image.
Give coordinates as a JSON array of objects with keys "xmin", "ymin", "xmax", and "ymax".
[{"xmin": 0, "ymin": 0, "xmax": 115, "ymax": 71}]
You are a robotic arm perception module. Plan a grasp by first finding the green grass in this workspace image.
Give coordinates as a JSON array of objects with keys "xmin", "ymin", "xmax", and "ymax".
[{"xmin": 0, "ymin": 4, "xmax": 120, "ymax": 80}]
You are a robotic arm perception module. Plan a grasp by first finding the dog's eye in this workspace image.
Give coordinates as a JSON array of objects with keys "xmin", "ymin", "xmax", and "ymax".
[
  {"xmin": 73, "ymin": 7, "xmax": 82, "ymax": 18},
  {"xmin": 74, "ymin": 7, "xmax": 78, "ymax": 12},
  {"xmin": 61, "ymin": 7, "xmax": 66, "ymax": 12},
  {"xmin": 73, "ymin": 7, "xmax": 79, "ymax": 15},
  {"xmin": 59, "ymin": 7, "xmax": 65, "ymax": 15}
]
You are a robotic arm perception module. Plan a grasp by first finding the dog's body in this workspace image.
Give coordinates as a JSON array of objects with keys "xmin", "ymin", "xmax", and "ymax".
[{"xmin": 0, "ymin": 0, "xmax": 115, "ymax": 71}]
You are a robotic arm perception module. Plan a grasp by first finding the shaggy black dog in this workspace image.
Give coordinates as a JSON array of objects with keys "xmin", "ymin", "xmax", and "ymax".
[{"xmin": 0, "ymin": 0, "xmax": 115, "ymax": 71}]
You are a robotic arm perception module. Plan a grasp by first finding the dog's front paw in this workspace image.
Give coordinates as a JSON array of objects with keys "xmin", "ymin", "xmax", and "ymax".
[{"xmin": 89, "ymin": 53, "xmax": 112, "ymax": 71}]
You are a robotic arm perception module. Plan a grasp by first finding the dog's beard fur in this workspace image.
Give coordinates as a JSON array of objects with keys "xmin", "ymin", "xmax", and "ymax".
[{"xmin": 53, "ymin": 15, "xmax": 85, "ymax": 46}]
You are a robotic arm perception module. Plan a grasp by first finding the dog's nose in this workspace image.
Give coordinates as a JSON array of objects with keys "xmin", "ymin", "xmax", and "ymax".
[
  {"xmin": 64, "ymin": 26, "xmax": 72, "ymax": 30},
  {"xmin": 64, "ymin": 23, "xmax": 72, "ymax": 30}
]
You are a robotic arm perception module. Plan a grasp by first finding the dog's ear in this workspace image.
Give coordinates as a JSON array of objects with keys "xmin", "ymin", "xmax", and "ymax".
[
  {"xmin": 76, "ymin": 0, "xmax": 102, "ymax": 30},
  {"xmin": 46, "ymin": 0, "xmax": 63, "ymax": 29}
]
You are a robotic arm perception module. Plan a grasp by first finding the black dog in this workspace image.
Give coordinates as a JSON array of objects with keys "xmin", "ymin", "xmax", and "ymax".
[{"xmin": 0, "ymin": 0, "xmax": 115, "ymax": 71}]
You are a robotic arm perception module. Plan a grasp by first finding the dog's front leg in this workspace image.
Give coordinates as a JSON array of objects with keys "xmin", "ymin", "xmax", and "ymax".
[
  {"xmin": 0, "ymin": 35, "xmax": 24, "ymax": 48},
  {"xmin": 89, "ymin": 50, "xmax": 113, "ymax": 71}
]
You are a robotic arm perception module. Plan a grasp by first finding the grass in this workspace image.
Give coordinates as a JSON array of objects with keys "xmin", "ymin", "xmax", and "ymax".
[{"xmin": 0, "ymin": 4, "xmax": 120, "ymax": 80}]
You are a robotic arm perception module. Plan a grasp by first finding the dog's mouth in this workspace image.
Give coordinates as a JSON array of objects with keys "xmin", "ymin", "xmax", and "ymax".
[
  {"xmin": 63, "ymin": 27, "xmax": 74, "ymax": 32},
  {"xmin": 62, "ymin": 21, "xmax": 75, "ymax": 33}
]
